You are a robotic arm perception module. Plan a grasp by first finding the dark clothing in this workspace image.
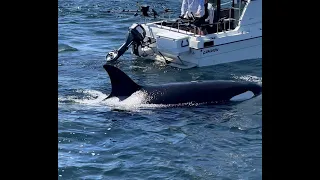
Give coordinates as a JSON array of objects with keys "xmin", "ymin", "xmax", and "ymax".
[{"xmin": 193, "ymin": 2, "xmax": 208, "ymax": 27}]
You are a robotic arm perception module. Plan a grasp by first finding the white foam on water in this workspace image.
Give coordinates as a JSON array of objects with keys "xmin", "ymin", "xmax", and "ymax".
[
  {"xmin": 232, "ymin": 75, "xmax": 262, "ymax": 85},
  {"xmin": 73, "ymin": 90, "xmax": 108, "ymax": 105},
  {"xmin": 58, "ymin": 89, "xmax": 169, "ymax": 112}
]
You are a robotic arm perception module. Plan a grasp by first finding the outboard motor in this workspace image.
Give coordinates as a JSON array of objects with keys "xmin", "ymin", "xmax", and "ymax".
[{"xmin": 106, "ymin": 23, "xmax": 146, "ymax": 62}]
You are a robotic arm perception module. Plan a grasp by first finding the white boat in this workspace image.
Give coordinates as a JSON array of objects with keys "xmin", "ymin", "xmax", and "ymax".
[{"xmin": 106, "ymin": 0, "xmax": 261, "ymax": 69}]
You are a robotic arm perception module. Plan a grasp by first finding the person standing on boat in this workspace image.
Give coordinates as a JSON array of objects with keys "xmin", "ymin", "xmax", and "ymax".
[
  {"xmin": 206, "ymin": 0, "xmax": 216, "ymax": 26},
  {"xmin": 180, "ymin": 0, "xmax": 205, "ymax": 19}
]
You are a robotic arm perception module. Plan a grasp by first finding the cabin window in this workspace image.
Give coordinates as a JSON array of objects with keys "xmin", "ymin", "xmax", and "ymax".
[{"xmin": 204, "ymin": 41, "xmax": 214, "ymax": 47}]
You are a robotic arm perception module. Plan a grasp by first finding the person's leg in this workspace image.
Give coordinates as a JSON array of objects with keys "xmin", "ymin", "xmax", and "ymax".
[{"xmin": 207, "ymin": 3, "xmax": 215, "ymax": 27}]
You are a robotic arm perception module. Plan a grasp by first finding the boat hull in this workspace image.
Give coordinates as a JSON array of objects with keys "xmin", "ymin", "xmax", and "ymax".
[{"xmin": 134, "ymin": 36, "xmax": 261, "ymax": 69}]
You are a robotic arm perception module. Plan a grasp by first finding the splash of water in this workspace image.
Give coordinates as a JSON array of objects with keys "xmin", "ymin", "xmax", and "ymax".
[
  {"xmin": 59, "ymin": 89, "xmax": 166, "ymax": 112},
  {"xmin": 58, "ymin": 89, "xmax": 205, "ymax": 112},
  {"xmin": 74, "ymin": 90, "xmax": 108, "ymax": 105},
  {"xmin": 58, "ymin": 90, "xmax": 105, "ymax": 104},
  {"xmin": 232, "ymin": 75, "xmax": 262, "ymax": 85}
]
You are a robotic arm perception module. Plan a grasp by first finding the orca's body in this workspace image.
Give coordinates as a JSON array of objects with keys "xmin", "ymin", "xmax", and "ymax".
[{"xmin": 103, "ymin": 65, "xmax": 262, "ymax": 105}]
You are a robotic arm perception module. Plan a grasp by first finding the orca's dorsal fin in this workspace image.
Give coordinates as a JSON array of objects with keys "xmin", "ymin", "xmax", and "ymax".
[{"xmin": 103, "ymin": 64, "xmax": 141, "ymax": 98}]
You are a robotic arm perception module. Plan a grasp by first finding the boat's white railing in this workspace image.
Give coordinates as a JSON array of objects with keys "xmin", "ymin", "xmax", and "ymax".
[
  {"xmin": 159, "ymin": 20, "xmax": 239, "ymax": 37},
  {"xmin": 156, "ymin": 1, "xmax": 249, "ymax": 36},
  {"xmin": 225, "ymin": 6, "xmax": 241, "ymax": 31},
  {"xmin": 158, "ymin": 8, "xmax": 242, "ymax": 36},
  {"xmin": 221, "ymin": 1, "xmax": 233, "ymax": 6}
]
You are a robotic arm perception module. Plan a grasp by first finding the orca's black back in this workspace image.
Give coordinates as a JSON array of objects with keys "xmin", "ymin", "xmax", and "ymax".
[{"xmin": 143, "ymin": 81, "xmax": 261, "ymax": 104}]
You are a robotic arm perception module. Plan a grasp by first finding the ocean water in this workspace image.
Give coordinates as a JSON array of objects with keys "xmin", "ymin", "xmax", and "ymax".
[{"xmin": 58, "ymin": 0, "xmax": 262, "ymax": 179}]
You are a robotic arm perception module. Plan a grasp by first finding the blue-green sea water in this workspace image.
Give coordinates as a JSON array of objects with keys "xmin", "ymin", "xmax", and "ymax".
[{"xmin": 58, "ymin": 0, "xmax": 262, "ymax": 179}]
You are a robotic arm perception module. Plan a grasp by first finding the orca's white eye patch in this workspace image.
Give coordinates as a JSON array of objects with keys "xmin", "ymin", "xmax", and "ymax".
[{"xmin": 230, "ymin": 91, "xmax": 254, "ymax": 101}]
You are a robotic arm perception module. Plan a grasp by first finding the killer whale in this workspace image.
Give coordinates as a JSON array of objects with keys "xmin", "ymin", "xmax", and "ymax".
[{"xmin": 103, "ymin": 65, "xmax": 262, "ymax": 105}]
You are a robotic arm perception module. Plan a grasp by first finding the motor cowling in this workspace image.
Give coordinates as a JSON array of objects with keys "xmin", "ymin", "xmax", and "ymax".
[
  {"xmin": 106, "ymin": 23, "xmax": 146, "ymax": 62},
  {"xmin": 129, "ymin": 23, "xmax": 146, "ymax": 43}
]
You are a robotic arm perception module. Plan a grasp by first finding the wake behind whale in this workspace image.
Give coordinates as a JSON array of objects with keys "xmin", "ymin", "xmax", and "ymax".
[{"xmin": 58, "ymin": 89, "xmax": 170, "ymax": 112}]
